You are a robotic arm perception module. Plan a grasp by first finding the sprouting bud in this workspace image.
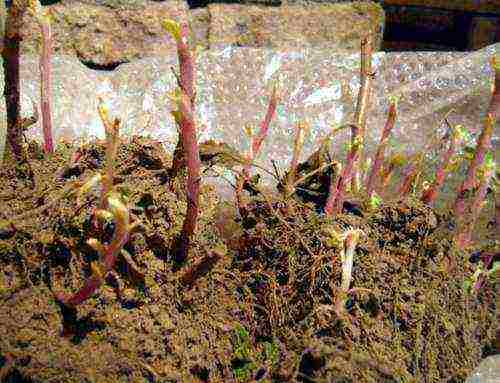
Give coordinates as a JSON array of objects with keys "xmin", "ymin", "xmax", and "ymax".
[
  {"xmin": 389, "ymin": 152, "xmax": 406, "ymax": 167},
  {"xmin": 90, "ymin": 261, "xmax": 105, "ymax": 280},
  {"xmin": 368, "ymin": 192, "xmax": 382, "ymax": 209},
  {"xmin": 342, "ymin": 228, "xmax": 363, "ymax": 250},
  {"xmin": 340, "ymin": 228, "xmax": 364, "ymax": 292},
  {"xmin": 97, "ymin": 97, "xmax": 111, "ymax": 125},
  {"xmin": 162, "ymin": 19, "xmax": 181, "ymax": 42},
  {"xmin": 454, "ymin": 125, "xmax": 471, "ymax": 143},
  {"xmin": 387, "ymin": 94, "xmax": 400, "ymax": 108},
  {"xmin": 107, "ymin": 193, "xmax": 130, "ymax": 227},
  {"xmin": 421, "ymin": 180, "xmax": 431, "ymax": 191},
  {"xmin": 87, "ymin": 238, "xmax": 105, "ymax": 255},
  {"xmin": 321, "ymin": 225, "xmax": 343, "ymax": 249},
  {"xmin": 95, "ymin": 208, "xmax": 113, "ymax": 222},
  {"xmin": 166, "ymin": 88, "xmax": 180, "ymax": 104},
  {"xmin": 351, "ymin": 135, "xmax": 364, "ymax": 152},
  {"xmin": 243, "ymin": 124, "xmax": 253, "ymax": 139},
  {"xmin": 483, "ymin": 152, "xmax": 495, "ymax": 171}
]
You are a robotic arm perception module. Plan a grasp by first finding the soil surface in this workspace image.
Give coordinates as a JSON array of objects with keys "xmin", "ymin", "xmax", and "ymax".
[{"xmin": 0, "ymin": 137, "xmax": 496, "ymax": 382}]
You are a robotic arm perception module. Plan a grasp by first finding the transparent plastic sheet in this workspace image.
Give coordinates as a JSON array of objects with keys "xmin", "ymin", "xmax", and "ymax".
[{"xmin": 0, "ymin": 43, "xmax": 498, "ymax": 200}]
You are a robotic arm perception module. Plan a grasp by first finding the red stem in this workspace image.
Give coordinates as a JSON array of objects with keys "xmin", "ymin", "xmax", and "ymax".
[
  {"xmin": 241, "ymin": 84, "xmax": 279, "ymax": 182},
  {"xmin": 324, "ymin": 124, "xmax": 360, "ymax": 216},
  {"xmin": 455, "ymin": 165, "xmax": 494, "ymax": 250},
  {"xmin": 236, "ymin": 85, "xmax": 278, "ymax": 215},
  {"xmin": 453, "ymin": 115, "xmax": 495, "ymax": 218},
  {"xmin": 55, "ymin": 224, "xmax": 130, "ymax": 307},
  {"xmin": 169, "ymin": 22, "xmax": 196, "ymax": 181},
  {"xmin": 178, "ymin": 23, "xmax": 195, "ymax": 107},
  {"xmin": 175, "ymin": 91, "xmax": 201, "ymax": 263},
  {"xmin": 454, "ymin": 58, "xmax": 498, "ymax": 217},
  {"xmin": 366, "ymin": 99, "xmax": 397, "ymax": 197},
  {"xmin": 421, "ymin": 131, "xmax": 458, "ymax": 205}
]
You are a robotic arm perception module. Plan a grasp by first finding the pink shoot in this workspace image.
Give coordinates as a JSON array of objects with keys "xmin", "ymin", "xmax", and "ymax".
[
  {"xmin": 396, "ymin": 153, "xmax": 423, "ymax": 198},
  {"xmin": 324, "ymin": 124, "xmax": 362, "ymax": 216},
  {"xmin": 455, "ymin": 156, "xmax": 495, "ymax": 249},
  {"xmin": 454, "ymin": 57, "xmax": 498, "ymax": 220},
  {"xmin": 169, "ymin": 89, "xmax": 201, "ymax": 263},
  {"xmin": 163, "ymin": 19, "xmax": 201, "ymax": 263},
  {"xmin": 242, "ymin": 83, "xmax": 279, "ymax": 182},
  {"xmin": 365, "ymin": 96, "xmax": 398, "ymax": 198},
  {"xmin": 55, "ymin": 101, "xmax": 139, "ymax": 307},
  {"xmin": 285, "ymin": 121, "xmax": 309, "ymax": 195},
  {"xmin": 420, "ymin": 124, "xmax": 463, "ymax": 205},
  {"xmin": 340, "ymin": 229, "xmax": 363, "ymax": 293},
  {"xmin": 55, "ymin": 193, "xmax": 137, "ymax": 307},
  {"xmin": 236, "ymin": 83, "xmax": 279, "ymax": 214},
  {"xmin": 453, "ymin": 115, "xmax": 495, "ymax": 222},
  {"xmin": 97, "ymin": 98, "xmax": 120, "ymax": 210},
  {"xmin": 163, "ymin": 19, "xmax": 196, "ymax": 181}
]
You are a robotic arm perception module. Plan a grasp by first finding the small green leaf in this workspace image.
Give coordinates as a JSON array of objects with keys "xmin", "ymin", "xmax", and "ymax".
[
  {"xmin": 484, "ymin": 152, "xmax": 495, "ymax": 170},
  {"xmin": 454, "ymin": 125, "xmax": 471, "ymax": 143},
  {"xmin": 369, "ymin": 193, "xmax": 382, "ymax": 209},
  {"xmin": 387, "ymin": 94, "xmax": 400, "ymax": 107},
  {"xmin": 462, "ymin": 279, "xmax": 472, "ymax": 294},
  {"xmin": 162, "ymin": 19, "xmax": 181, "ymax": 42}
]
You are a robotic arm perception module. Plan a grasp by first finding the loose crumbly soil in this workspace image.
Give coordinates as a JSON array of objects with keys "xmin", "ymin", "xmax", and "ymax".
[{"xmin": 0, "ymin": 137, "xmax": 496, "ymax": 382}]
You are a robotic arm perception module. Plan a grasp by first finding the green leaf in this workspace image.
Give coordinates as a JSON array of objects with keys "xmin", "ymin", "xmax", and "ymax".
[
  {"xmin": 484, "ymin": 151, "xmax": 495, "ymax": 170},
  {"xmin": 162, "ymin": 19, "xmax": 181, "ymax": 42},
  {"xmin": 369, "ymin": 193, "xmax": 382, "ymax": 209}
]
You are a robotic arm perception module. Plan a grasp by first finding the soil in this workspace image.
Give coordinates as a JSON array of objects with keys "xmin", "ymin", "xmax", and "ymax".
[{"xmin": 0, "ymin": 136, "xmax": 496, "ymax": 382}]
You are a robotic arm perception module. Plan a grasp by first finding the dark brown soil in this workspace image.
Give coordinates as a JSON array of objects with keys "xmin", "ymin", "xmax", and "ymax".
[{"xmin": 0, "ymin": 137, "xmax": 496, "ymax": 382}]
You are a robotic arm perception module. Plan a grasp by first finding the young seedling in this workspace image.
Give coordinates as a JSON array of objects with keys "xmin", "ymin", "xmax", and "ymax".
[
  {"xmin": 339, "ymin": 228, "xmax": 363, "ymax": 293},
  {"xmin": 324, "ymin": 35, "xmax": 373, "ymax": 216},
  {"xmin": 235, "ymin": 83, "xmax": 279, "ymax": 215},
  {"xmin": 326, "ymin": 227, "xmax": 365, "ymax": 316},
  {"xmin": 55, "ymin": 192, "xmax": 138, "ymax": 307},
  {"xmin": 324, "ymin": 124, "xmax": 363, "ymax": 216},
  {"xmin": 169, "ymin": 88, "xmax": 201, "ymax": 264},
  {"xmin": 453, "ymin": 56, "xmax": 498, "ymax": 248},
  {"xmin": 27, "ymin": 0, "xmax": 53, "ymax": 153},
  {"xmin": 284, "ymin": 121, "xmax": 309, "ymax": 196},
  {"xmin": 365, "ymin": 95, "xmax": 398, "ymax": 198},
  {"xmin": 463, "ymin": 252, "xmax": 498, "ymax": 295},
  {"xmin": 55, "ymin": 99, "xmax": 140, "ymax": 307},
  {"xmin": 163, "ymin": 19, "xmax": 201, "ymax": 264},
  {"xmin": 420, "ymin": 123, "xmax": 465, "ymax": 205},
  {"xmin": 454, "ymin": 57, "xmax": 498, "ymax": 217},
  {"xmin": 351, "ymin": 35, "xmax": 374, "ymax": 194},
  {"xmin": 163, "ymin": 19, "xmax": 196, "ymax": 182}
]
